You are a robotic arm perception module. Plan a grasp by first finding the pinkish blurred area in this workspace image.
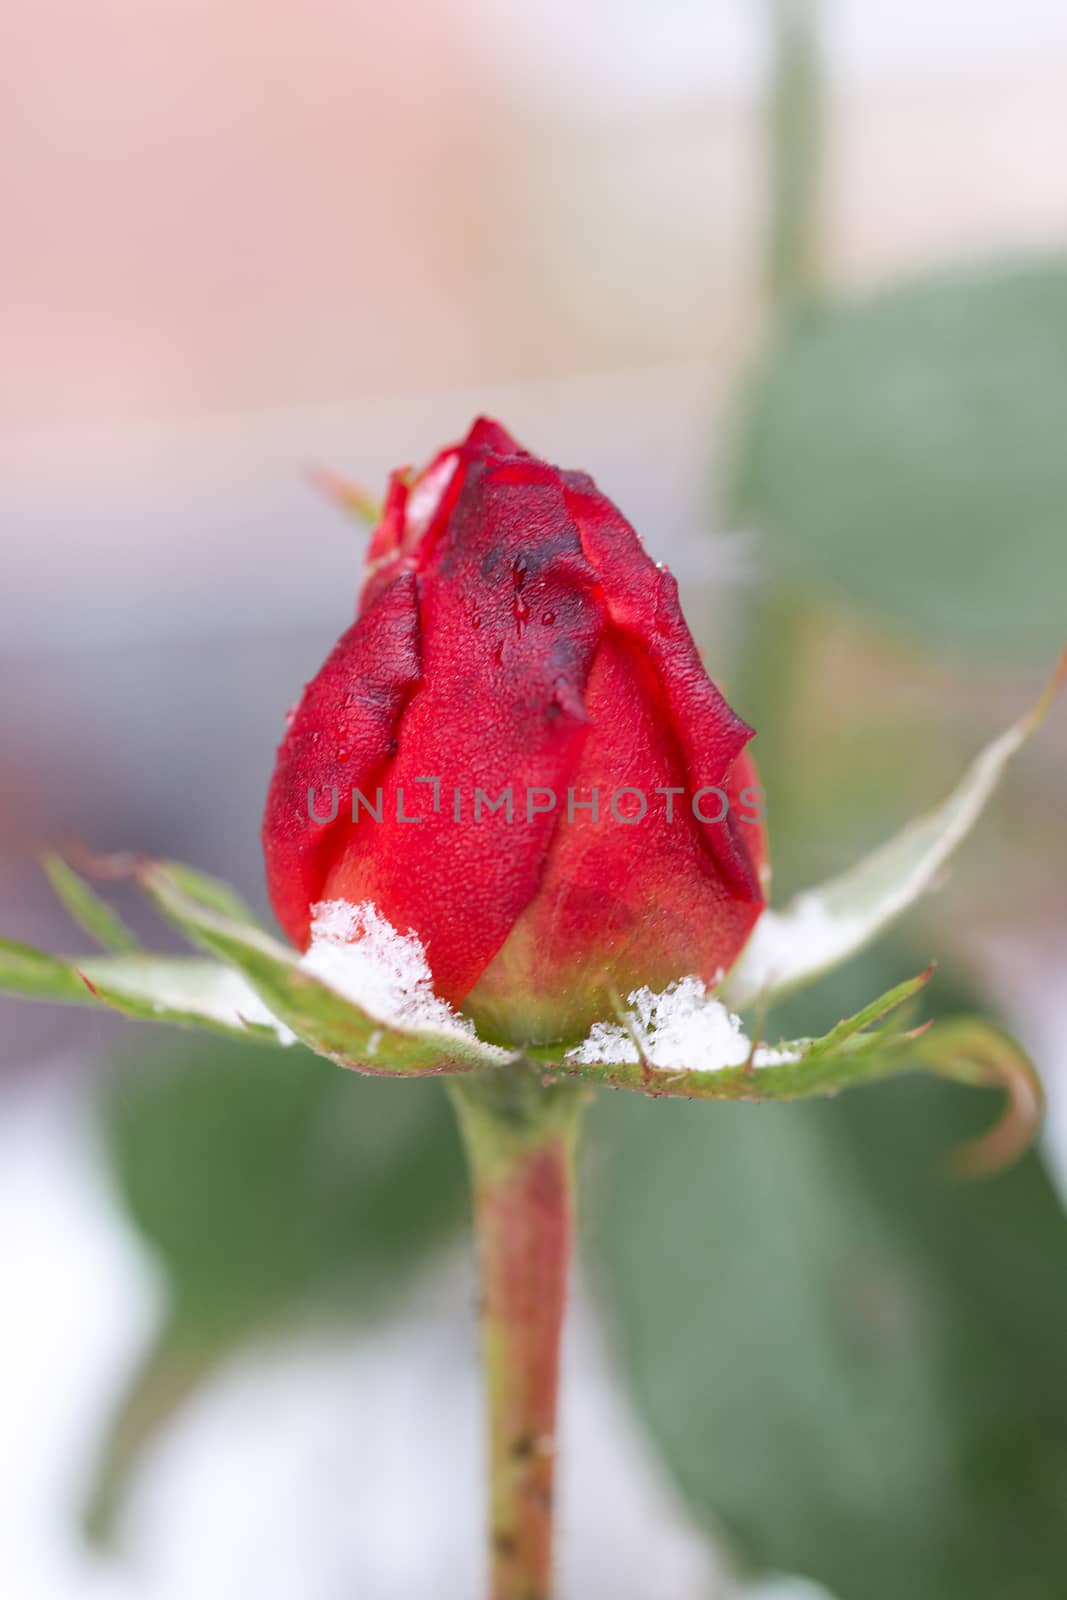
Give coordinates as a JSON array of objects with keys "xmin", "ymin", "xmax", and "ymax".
[{"xmin": 3, "ymin": 0, "xmax": 1067, "ymax": 429}]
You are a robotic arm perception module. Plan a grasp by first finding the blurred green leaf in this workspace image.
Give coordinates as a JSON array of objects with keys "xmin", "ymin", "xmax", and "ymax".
[
  {"xmin": 595, "ymin": 954, "xmax": 1067, "ymax": 1600},
  {"xmin": 107, "ymin": 1038, "xmax": 467, "ymax": 1325},
  {"xmin": 88, "ymin": 1035, "xmax": 467, "ymax": 1540},
  {"xmin": 731, "ymin": 257, "xmax": 1067, "ymax": 659}
]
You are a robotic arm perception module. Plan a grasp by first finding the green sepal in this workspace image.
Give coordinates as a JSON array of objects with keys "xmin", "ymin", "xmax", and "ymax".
[{"xmin": 532, "ymin": 969, "xmax": 1040, "ymax": 1171}]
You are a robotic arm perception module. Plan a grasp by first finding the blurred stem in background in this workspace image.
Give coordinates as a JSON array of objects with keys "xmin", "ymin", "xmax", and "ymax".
[
  {"xmin": 736, "ymin": 0, "xmax": 826, "ymax": 852},
  {"xmin": 766, "ymin": 0, "xmax": 824, "ymax": 320},
  {"xmin": 449, "ymin": 1073, "xmax": 584, "ymax": 1600}
]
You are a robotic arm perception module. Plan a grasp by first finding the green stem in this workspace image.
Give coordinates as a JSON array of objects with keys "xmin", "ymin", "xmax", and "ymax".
[{"xmin": 449, "ymin": 1071, "xmax": 584, "ymax": 1600}]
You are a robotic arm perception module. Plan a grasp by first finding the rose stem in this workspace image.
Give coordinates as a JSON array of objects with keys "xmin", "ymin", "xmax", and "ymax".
[{"xmin": 449, "ymin": 1071, "xmax": 584, "ymax": 1600}]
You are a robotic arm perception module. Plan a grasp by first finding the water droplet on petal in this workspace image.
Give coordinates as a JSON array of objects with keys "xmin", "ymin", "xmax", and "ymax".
[{"xmin": 541, "ymin": 610, "xmax": 556, "ymax": 625}]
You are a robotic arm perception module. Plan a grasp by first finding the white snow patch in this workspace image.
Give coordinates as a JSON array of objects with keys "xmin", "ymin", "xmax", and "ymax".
[
  {"xmin": 750, "ymin": 1043, "xmax": 803, "ymax": 1068},
  {"xmin": 567, "ymin": 975, "xmax": 800, "ymax": 1074},
  {"xmin": 301, "ymin": 899, "xmax": 479, "ymax": 1039}
]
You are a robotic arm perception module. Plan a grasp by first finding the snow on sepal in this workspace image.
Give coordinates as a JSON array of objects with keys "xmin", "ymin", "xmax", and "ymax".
[
  {"xmin": 724, "ymin": 647, "xmax": 1067, "ymax": 1011},
  {"xmin": 0, "ymin": 855, "xmax": 514, "ymax": 1073},
  {"xmin": 136, "ymin": 858, "xmax": 514, "ymax": 1075},
  {"xmin": 530, "ymin": 968, "xmax": 932, "ymax": 1100},
  {"xmin": 532, "ymin": 967, "xmax": 1040, "ymax": 1172}
]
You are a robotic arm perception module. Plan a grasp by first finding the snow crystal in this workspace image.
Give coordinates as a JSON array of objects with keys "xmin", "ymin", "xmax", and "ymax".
[
  {"xmin": 566, "ymin": 975, "xmax": 800, "ymax": 1074},
  {"xmin": 750, "ymin": 1042, "xmax": 802, "ymax": 1067},
  {"xmin": 301, "ymin": 899, "xmax": 478, "ymax": 1037}
]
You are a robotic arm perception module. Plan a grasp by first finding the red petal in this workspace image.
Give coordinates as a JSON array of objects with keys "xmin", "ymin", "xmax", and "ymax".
[
  {"xmin": 462, "ymin": 416, "xmax": 528, "ymax": 457},
  {"xmin": 324, "ymin": 455, "xmax": 605, "ymax": 1001},
  {"xmin": 563, "ymin": 477, "xmax": 761, "ymax": 901},
  {"xmin": 358, "ymin": 470, "xmax": 411, "ymax": 611},
  {"xmin": 358, "ymin": 419, "xmax": 529, "ymax": 612},
  {"xmin": 262, "ymin": 571, "xmax": 422, "ymax": 948},
  {"xmin": 725, "ymin": 747, "xmax": 770, "ymax": 890},
  {"xmin": 466, "ymin": 627, "xmax": 764, "ymax": 1043}
]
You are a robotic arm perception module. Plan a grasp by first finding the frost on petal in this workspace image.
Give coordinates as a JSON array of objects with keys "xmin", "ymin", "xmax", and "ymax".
[
  {"xmin": 301, "ymin": 898, "xmax": 481, "ymax": 1039},
  {"xmin": 566, "ymin": 975, "xmax": 797, "ymax": 1073},
  {"xmin": 261, "ymin": 571, "xmax": 422, "ymax": 951}
]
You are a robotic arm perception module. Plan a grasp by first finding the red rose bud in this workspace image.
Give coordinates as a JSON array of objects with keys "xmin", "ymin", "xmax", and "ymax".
[{"xmin": 262, "ymin": 419, "xmax": 768, "ymax": 1046}]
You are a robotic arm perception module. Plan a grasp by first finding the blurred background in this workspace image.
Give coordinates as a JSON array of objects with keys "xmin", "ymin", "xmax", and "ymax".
[{"xmin": 3, "ymin": 1, "xmax": 1067, "ymax": 1596}]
